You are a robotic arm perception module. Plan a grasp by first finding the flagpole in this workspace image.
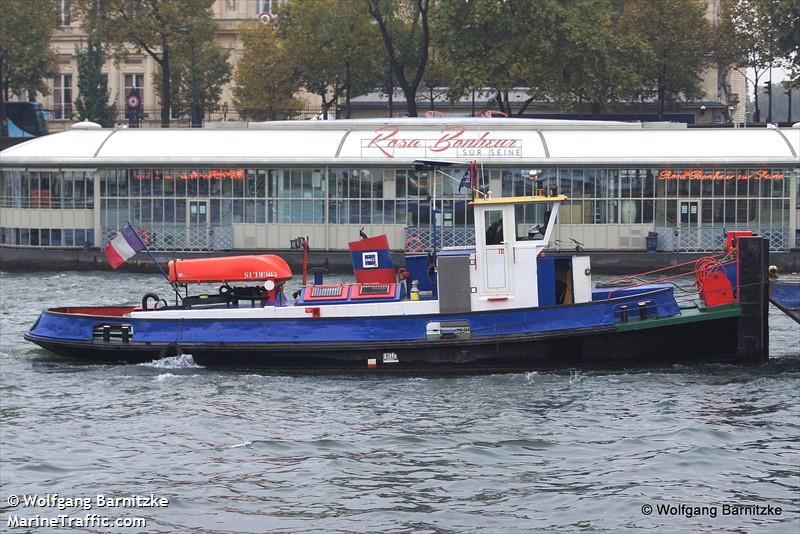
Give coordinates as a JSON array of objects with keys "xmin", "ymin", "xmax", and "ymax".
[{"xmin": 127, "ymin": 222, "xmax": 170, "ymax": 282}]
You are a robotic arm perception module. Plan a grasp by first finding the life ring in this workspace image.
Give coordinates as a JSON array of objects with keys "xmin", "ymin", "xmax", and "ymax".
[
  {"xmin": 139, "ymin": 228, "xmax": 151, "ymax": 245},
  {"xmin": 405, "ymin": 236, "xmax": 425, "ymax": 252}
]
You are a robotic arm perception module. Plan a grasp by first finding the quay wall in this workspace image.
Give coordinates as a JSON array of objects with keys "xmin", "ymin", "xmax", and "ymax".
[{"xmin": 2, "ymin": 246, "xmax": 798, "ymax": 276}]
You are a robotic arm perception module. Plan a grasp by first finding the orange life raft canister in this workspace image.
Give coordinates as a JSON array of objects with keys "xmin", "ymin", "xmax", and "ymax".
[{"xmin": 167, "ymin": 255, "xmax": 293, "ymax": 284}]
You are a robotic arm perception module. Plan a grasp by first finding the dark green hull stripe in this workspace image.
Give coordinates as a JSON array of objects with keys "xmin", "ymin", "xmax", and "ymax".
[{"xmin": 615, "ymin": 304, "xmax": 741, "ymax": 332}]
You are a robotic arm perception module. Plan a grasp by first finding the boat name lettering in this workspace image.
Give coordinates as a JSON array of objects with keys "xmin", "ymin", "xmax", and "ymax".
[
  {"xmin": 658, "ymin": 169, "xmax": 784, "ymax": 181},
  {"xmin": 243, "ymin": 271, "xmax": 278, "ymax": 279},
  {"xmin": 367, "ymin": 126, "xmax": 521, "ymax": 158},
  {"xmin": 135, "ymin": 169, "xmax": 245, "ymax": 181}
]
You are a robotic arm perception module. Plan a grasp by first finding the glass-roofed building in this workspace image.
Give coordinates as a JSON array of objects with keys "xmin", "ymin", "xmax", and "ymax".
[{"xmin": 0, "ymin": 118, "xmax": 798, "ymax": 253}]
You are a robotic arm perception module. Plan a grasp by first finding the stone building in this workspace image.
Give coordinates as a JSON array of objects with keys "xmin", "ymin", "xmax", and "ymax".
[{"xmin": 37, "ymin": 0, "xmax": 746, "ymax": 127}]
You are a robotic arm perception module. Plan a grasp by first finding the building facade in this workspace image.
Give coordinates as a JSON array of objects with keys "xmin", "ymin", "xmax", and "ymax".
[
  {"xmin": 44, "ymin": 0, "xmax": 299, "ymax": 128},
  {"xmin": 1, "ymin": 118, "xmax": 797, "ymax": 253},
  {"xmin": 38, "ymin": 0, "xmax": 744, "ymax": 127}
]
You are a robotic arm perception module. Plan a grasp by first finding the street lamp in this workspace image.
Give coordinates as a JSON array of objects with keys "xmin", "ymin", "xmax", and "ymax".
[{"xmin": 178, "ymin": 26, "xmax": 200, "ymax": 128}]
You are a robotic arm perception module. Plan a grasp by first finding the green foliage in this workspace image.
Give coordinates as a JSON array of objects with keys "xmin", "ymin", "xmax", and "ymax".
[
  {"xmin": 155, "ymin": 38, "xmax": 232, "ymax": 118},
  {"xmin": 548, "ymin": 0, "xmax": 646, "ymax": 116},
  {"xmin": 433, "ymin": 0, "xmax": 559, "ymax": 115},
  {"xmin": 772, "ymin": 0, "xmax": 800, "ymax": 87},
  {"xmin": 277, "ymin": 0, "xmax": 383, "ymax": 118},
  {"xmin": 232, "ymin": 22, "xmax": 302, "ymax": 121},
  {"xmin": 77, "ymin": 0, "xmax": 218, "ymax": 127},
  {"xmin": 74, "ymin": 38, "xmax": 117, "ymax": 127},
  {"xmin": 0, "ymin": 0, "xmax": 58, "ymax": 136},
  {"xmin": 620, "ymin": 0, "xmax": 711, "ymax": 118},
  {"xmin": 717, "ymin": 0, "xmax": 790, "ymax": 120},
  {"xmin": 417, "ymin": 48, "xmax": 456, "ymax": 111}
]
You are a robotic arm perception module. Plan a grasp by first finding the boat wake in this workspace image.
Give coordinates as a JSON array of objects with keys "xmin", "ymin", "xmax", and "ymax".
[{"xmin": 139, "ymin": 354, "xmax": 203, "ymax": 369}]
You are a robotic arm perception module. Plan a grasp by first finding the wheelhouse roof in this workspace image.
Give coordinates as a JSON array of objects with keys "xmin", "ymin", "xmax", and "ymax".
[{"xmin": 1, "ymin": 118, "xmax": 798, "ymax": 168}]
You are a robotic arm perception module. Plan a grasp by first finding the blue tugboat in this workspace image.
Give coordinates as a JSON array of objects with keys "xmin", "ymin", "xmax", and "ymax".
[{"xmin": 24, "ymin": 176, "xmax": 771, "ymax": 371}]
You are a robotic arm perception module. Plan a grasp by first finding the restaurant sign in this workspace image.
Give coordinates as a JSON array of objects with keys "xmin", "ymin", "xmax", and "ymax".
[
  {"xmin": 363, "ymin": 126, "xmax": 522, "ymax": 158},
  {"xmin": 135, "ymin": 169, "xmax": 245, "ymax": 181},
  {"xmin": 658, "ymin": 169, "xmax": 784, "ymax": 181}
]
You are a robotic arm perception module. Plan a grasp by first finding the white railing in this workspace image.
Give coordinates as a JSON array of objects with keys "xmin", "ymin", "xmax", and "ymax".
[
  {"xmin": 657, "ymin": 226, "xmax": 789, "ymax": 252},
  {"xmin": 405, "ymin": 227, "xmax": 475, "ymax": 251},
  {"xmin": 103, "ymin": 224, "xmax": 233, "ymax": 251}
]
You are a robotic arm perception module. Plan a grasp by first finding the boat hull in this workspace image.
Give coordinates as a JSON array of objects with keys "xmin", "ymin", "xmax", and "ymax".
[
  {"xmin": 24, "ymin": 309, "xmax": 742, "ymax": 371},
  {"xmin": 770, "ymin": 279, "xmax": 800, "ymax": 324}
]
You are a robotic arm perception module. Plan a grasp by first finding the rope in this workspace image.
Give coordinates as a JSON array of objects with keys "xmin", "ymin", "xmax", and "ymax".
[
  {"xmin": 598, "ymin": 248, "xmax": 743, "ymax": 302},
  {"xmin": 601, "ymin": 253, "xmax": 727, "ymax": 286}
]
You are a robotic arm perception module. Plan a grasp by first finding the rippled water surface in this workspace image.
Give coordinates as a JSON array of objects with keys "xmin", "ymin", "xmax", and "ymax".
[{"xmin": 1, "ymin": 270, "xmax": 798, "ymax": 533}]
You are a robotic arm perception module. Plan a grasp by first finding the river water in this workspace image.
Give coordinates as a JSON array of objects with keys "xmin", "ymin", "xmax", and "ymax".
[{"xmin": 0, "ymin": 270, "xmax": 798, "ymax": 533}]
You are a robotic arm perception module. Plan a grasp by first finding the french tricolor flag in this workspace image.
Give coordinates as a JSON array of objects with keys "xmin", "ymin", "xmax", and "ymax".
[{"xmin": 105, "ymin": 223, "xmax": 146, "ymax": 269}]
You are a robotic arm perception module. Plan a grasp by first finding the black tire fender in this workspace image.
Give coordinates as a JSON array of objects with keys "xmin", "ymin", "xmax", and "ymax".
[{"xmin": 142, "ymin": 292, "xmax": 160, "ymax": 310}]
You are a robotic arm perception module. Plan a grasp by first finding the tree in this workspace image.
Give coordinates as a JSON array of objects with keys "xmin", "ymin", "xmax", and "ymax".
[
  {"xmin": 433, "ymin": 0, "xmax": 558, "ymax": 116},
  {"xmin": 155, "ymin": 38, "xmax": 232, "ymax": 121},
  {"xmin": 367, "ymin": 0, "xmax": 431, "ymax": 117},
  {"xmin": 232, "ymin": 22, "xmax": 302, "ymax": 121},
  {"xmin": 77, "ymin": 0, "xmax": 218, "ymax": 128},
  {"xmin": 418, "ymin": 48, "xmax": 456, "ymax": 113},
  {"xmin": 718, "ymin": 0, "xmax": 786, "ymax": 122},
  {"xmin": 548, "ymin": 0, "xmax": 646, "ymax": 117},
  {"xmin": 0, "ymin": 0, "xmax": 58, "ymax": 137},
  {"xmin": 277, "ymin": 0, "xmax": 382, "ymax": 119},
  {"xmin": 773, "ymin": 0, "xmax": 800, "ymax": 87},
  {"xmin": 74, "ymin": 38, "xmax": 117, "ymax": 127},
  {"xmin": 619, "ymin": 0, "xmax": 711, "ymax": 119}
]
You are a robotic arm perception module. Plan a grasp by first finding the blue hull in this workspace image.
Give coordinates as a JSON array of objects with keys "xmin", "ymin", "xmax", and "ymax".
[
  {"xmin": 28, "ymin": 287, "xmax": 678, "ymax": 345},
  {"xmin": 23, "ymin": 286, "xmax": 747, "ymax": 370},
  {"xmin": 770, "ymin": 279, "xmax": 800, "ymax": 324}
]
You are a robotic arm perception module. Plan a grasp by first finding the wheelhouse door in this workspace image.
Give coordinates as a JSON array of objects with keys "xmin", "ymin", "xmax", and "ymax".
[{"xmin": 482, "ymin": 207, "xmax": 511, "ymax": 294}]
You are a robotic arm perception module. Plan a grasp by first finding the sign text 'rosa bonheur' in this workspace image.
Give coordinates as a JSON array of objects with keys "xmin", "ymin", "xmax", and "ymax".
[
  {"xmin": 658, "ymin": 169, "xmax": 784, "ymax": 181},
  {"xmin": 366, "ymin": 126, "xmax": 522, "ymax": 158}
]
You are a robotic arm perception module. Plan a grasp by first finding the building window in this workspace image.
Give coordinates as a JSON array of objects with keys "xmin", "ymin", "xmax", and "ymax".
[
  {"xmin": 53, "ymin": 74, "xmax": 73, "ymax": 119},
  {"xmin": 258, "ymin": 0, "xmax": 273, "ymax": 14},
  {"xmin": 58, "ymin": 0, "xmax": 71, "ymax": 26},
  {"xmin": 226, "ymin": 0, "xmax": 236, "ymax": 10},
  {"xmin": 124, "ymin": 74, "xmax": 144, "ymax": 107}
]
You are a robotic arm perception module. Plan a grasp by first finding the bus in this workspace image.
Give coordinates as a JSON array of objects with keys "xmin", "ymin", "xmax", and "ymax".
[{"xmin": 4, "ymin": 102, "xmax": 49, "ymax": 138}]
